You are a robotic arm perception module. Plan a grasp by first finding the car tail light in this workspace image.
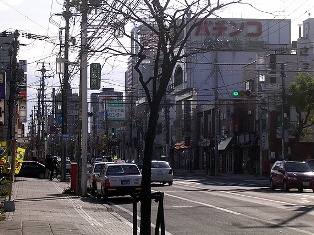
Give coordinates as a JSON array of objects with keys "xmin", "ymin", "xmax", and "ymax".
[
  {"xmin": 169, "ymin": 169, "xmax": 173, "ymax": 174},
  {"xmin": 105, "ymin": 178, "xmax": 110, "ymax": 187},
  {"xmin": 92, "ymin": 174, "xmax": 97, "ymax": 182}
]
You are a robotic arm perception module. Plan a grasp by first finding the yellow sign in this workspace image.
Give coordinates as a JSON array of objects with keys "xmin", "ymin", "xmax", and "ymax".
[
  {"xmin": 15, "ymin": 147, "xmax": 25, "ymax": 174},
  {"xmin": 0, "ymin": 141, "xmax": 7, "ymax": 162},
  {"xmin": 0, "ymin": 142, "xmax": 8, "ymax": 174}
]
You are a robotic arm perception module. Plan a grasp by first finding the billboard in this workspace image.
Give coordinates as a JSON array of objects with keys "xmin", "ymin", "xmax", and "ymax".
[
  {"xmin": 190, "ymin": 18, "xmax": 291, "ymax": 51},
  {"xmin": 107, "ymin": 101, "xmax": 125, "ymax": 121}
]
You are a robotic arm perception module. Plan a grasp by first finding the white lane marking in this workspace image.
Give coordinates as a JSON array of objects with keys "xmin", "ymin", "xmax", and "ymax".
[
  {"xmin": 223, "ymin": 191, "xmax": 298, "ymax": 206},
  {"xmin": 166, "ymin": 192, "xmax": 314, "ymax": 234},
  {"xmin": 112, "ymin": 203, "xmax": 173, "ymax": 235},
  {"xmin": 167, "ymin": 193, "xmax": 241, "ymax": 215},
  {"xmin": 174, "ymin": 181, "xmax": 299, "ymax": 206}
]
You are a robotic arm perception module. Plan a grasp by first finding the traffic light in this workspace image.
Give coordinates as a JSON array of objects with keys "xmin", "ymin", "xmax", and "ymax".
[
  {"xmin": 232, "ymin": 90, "xmax": 251, "ymax": 97},
  {"xmin": 232, "ymin": 91, "xmax": 239, "ymax": 97},
  {"xmin": 111, "ymin": 128, "xmax": 115, "ymax": 137}
]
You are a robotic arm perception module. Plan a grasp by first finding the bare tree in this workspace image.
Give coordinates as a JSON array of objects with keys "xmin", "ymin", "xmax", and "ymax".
[{"xmin": 75, "ymin": 0, "xmax": 244, "ymax": 233}]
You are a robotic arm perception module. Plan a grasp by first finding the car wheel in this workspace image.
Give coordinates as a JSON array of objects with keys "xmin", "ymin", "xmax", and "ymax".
[
  {"xmin": 91, "ymin": 188, "xmax": 95, "ymax": 195},
  {"xmin": 169, "ymin": 181, "xmax": 173, "ymax": 186},
  {"xmin": 101, "ymin": 186, "xmax": 108, "ymax": 202},
  {"xmin": 270, "ymin": 179, "xmax": 275, "ymax": 190},
  {"xmin": 39, "ymin": 173, "xmax": 45, "ymax": 179},
  {"xmin": 298, "ymin": 188, "xmax": 303, "ymax": 192},
  {"xmin": 283, "ymin": 181, "xmax": 289, "ymax": 192}
]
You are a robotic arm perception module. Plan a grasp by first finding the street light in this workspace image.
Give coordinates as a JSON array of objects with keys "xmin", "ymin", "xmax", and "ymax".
[{"xmin": 56, "ymin": 58, "xmax": 65, "ymax": 74}]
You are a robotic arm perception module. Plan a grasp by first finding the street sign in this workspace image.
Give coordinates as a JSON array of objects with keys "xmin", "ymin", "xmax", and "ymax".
[
  {"xmin": 90, "ymin": 63, "xmax": 101, "ymax": 90},
  {"xmin": 57, "ymin": 115, "xmax": 62, "ymax": 126},
  {"xmin": 107, "ymin": 101, "xmax": 125, "ymax": 121}
]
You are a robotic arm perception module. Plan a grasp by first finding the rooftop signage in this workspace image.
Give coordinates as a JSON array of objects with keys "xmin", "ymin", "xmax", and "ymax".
[{"xmin": 190, "ymin": 18, "xmax": 291, "ymax": 51}]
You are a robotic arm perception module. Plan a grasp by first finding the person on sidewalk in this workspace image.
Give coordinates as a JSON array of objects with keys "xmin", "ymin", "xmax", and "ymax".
[
  {"xmin": 45, "ymin": 155, "xmax": 52, "ymax": 179},
  {"xmin": 50, "ymin": 156, "xmax": 58, "ymax": 181}
]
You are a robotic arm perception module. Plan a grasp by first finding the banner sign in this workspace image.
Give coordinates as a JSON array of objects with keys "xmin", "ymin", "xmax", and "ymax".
[{"xmin": 15, "ymin": 147, "xmax": 25, "ymax": 174}]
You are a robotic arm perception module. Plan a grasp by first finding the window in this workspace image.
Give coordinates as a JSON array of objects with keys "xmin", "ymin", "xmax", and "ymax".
[
  {"xmin": 151, "ymin": 161, "xmax": 170, "ymax": 168},
  {"xmin": 106, "ymin": 165, "xmax": 140, "ymax": 175},
  {"xmin": 174, "ymin": 66, "xmax": 183, "ymax": 87}
]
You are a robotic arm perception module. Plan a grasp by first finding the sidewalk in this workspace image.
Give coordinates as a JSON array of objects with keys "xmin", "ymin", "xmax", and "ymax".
[{"xmin": 0, "ymin": 177, "xmax": 135, "ymax": 235}]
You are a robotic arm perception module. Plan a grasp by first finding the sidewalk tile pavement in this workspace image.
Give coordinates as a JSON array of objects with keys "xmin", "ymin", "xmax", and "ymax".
[{"xmin": 0, "ymin": 177, "xmax": 136, "ymax": 235}]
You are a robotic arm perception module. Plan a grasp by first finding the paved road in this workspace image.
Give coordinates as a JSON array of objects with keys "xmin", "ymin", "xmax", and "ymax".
[{"xmin": 111, "ymin": 176, "xmax": 314, "ymax": 235}]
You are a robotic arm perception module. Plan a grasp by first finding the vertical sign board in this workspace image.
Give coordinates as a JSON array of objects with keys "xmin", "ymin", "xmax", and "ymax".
[
  {"xmin": 107, "ymin": 101, "xmax": 125, "ymax": 121},
  {"xmin": 90, "ymin": 63, "xmax": 101, "ymax": 90},
  {"xmin": 261, "ymin": 132, "xmax": 269, "ymax": 150},
  {"xmin": 18, "ymin": 61, "xmax": 27, "ymax": 123},
  {"xmin": 0, "ymin": 72, "xmax": 5, "ymax": 127}
]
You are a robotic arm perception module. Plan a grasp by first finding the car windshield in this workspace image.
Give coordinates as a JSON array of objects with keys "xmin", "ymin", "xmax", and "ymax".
[
  {"xmin": 151, "ymin": 161, "xmax": 170, "ymax": 168},
  {"xmin": 106, "ymin": 165, "xmax": 140, "ymax": 175},
  {"xmin": 94, "ymin": 164, "xmax": 105, "ymax": 173},
  {"xmin": 285, "ymin": 162, "xmax": 312, "ymax": 172}
]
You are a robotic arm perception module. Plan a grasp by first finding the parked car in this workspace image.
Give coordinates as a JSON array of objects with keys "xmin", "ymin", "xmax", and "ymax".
[
  {"xmin": 96, "ymin": 162, "xmax": 142, "ymax": 201},
  {"xmin": 270, "ymin": 160, "xmax": 314, "ymax": 192},
  {"xmin": 151, "ymin": 160, "xmax": 173, "ymax": 185},
  {"xmin": 132, "ymin": 159, "xmax": 143, "ymax": 170},
  {"xmin": 16, "ymin": 161, "xmax": 46, "ymax": 179},
  {"xmin": 87, "ymin": 161, "xmax": 107, "ymax": 195}
]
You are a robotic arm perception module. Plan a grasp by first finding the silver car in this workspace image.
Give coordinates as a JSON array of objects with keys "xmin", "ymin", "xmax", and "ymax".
[{"xmin": 151, "ymin": 160, "xmax": 173, "ymax": 185}]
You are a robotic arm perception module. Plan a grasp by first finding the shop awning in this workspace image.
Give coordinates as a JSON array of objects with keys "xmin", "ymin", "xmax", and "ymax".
[
  {"xmin": 218, "ymin": 137, "xmax": 233, "ymax": 151},
  {"xmin": 174, "ymin": 141, "xmax": 190, "ymax": 149}
]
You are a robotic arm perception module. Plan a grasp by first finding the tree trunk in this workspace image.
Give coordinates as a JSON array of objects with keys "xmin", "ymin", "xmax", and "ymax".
[{"xmin": 140, "ymin": 104, "xmax": 159, "ymax": 234}]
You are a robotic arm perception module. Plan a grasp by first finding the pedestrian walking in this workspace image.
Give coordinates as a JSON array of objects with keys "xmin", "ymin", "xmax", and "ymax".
[
  {"xmin": 45, "ymin": 154, "xmax": 52, "ymax": 179},
  {"xmin": 50, "ymin": 156, "xmax": 58, "ymax": 181}
]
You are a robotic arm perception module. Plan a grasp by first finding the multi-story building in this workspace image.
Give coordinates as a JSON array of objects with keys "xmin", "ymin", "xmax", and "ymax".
[
  {"xmin": 125, "ymin": 18, "xmax": 294, "ymax": 173},
  {"xmin": 0, "ymin": 32, "xmax": 27, "ymax": 146}
]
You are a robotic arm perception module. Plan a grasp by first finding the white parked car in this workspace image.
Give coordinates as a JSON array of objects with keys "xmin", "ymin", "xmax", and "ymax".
[
  {"xmin": 87, "ymin": 162, "xmax": 107, "ymax": 195},
  {"xmin": 96, "ymin": 162, "xmax": 142, "ymax": 201},
  {"xmin": 151, "ymin": 160, "xmax": 173, "ymax": 185}
]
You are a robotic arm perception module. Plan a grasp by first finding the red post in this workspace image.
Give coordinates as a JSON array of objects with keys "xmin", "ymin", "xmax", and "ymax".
[{"xmin": 70, "ymin": 163, "xmax": 77, "ymax": 192}]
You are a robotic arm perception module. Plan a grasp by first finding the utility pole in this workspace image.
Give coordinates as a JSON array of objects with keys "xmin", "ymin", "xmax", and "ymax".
[
  {"xmin": 59, "ymin": 0, "xmax": 72, "ymax": 182},
  {"xmin": 281, "ymin": 63, "xmax": 288, "ymax": 159},
  {"xmin": 37, "ymin": 90, "xmax": 41, "ymax": 159},
  {"xmin": 39, "ymin": 62, "xmax": 47, "ymax": 161},
  {"xmin": 214, "ymin": 40, "xmax": 219, "ymax": 176},
  {"xmin": 80, "ymin": 0, "xmax": 88, "ymax": 196},
  {"xmin": 7, "ymin": 30, "xmax": 19, "ymax": 203},
  {"xmin": 7, "ymin": 30, "xmax": 19, "ymax": 149},
  {"xmin": 52, "ymin": 88, "xmax": 56, "ymax": 156}
]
